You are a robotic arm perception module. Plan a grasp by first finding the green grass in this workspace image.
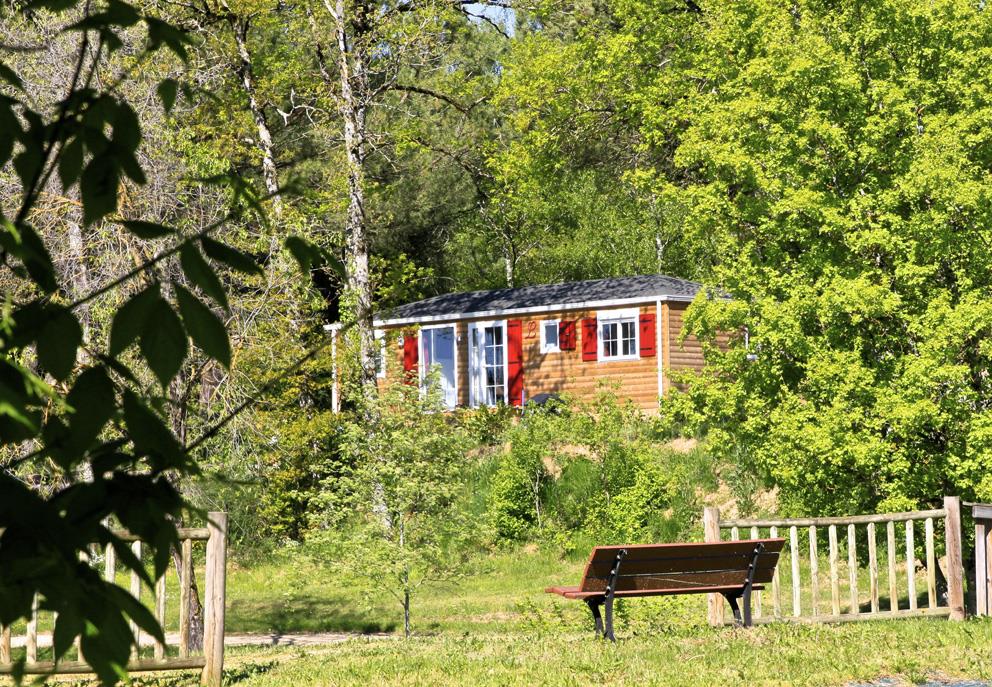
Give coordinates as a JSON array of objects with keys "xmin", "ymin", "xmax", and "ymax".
[
  {"xmin": 10, "ymin": 546, "xmax": 992, "ymax": 686},
  {"xmin": 216, "ymin": 620, "xmax": 992, "ymax": 687},
  {"xmin": 219, "ymin": 546, "xmax": 992, "ymax": 686}
]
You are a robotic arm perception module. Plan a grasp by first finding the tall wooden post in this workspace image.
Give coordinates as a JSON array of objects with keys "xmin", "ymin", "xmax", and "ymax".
[
  {"xmin": 944, "ymin": 496, "xmax": 965, "ymax": 620},
  {"xmin": 973, "ymin": 504, "xmax": 992, "ymax": 617},
  {"xmin": 202, "ymin": 512, "xmax": 227, "ymax": 687},
  {"xmin": 703, "ymin": 507, "xmax": 723, "ymax": 626}
]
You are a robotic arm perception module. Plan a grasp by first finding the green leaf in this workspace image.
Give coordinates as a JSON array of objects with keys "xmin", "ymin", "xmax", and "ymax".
[
  {"xmin": 58, "ymin": 136, "xmax": 84, "ymax": 189},
  {"xmin": 52, "ymin": 609, "xmax": 83, "ymax": 660},
  {"xmin": 139, "ymin": 298, "xmax": 187, "ymax": 387},
  {"xmin": 64, "ymin": 366, "xmax": 116, "ymax": 455},
  {"xmin": 0, "ymin": 97, "xmax": 21, "ymax": 166},
  {"xmin": 285, "ymin": 236, "xmax": 321, "ymax": 272},
  {"xmin": 180, "ymin": 243, "xmax": 228, "ymax": 310},
  {"xmin": 109, "ymin": 284, "xmax": 160, "ymax": 357},
  {"xmin": 122, "ymin": 391, "xmax": 185, "ymax": 470},
  {"xmin": 145, "ymin": 17, "xmax": 192, "ymax": 61},
  {"xmin": 157, "ymin": 79, "xmax": 178, "ymax": 113},
  {"xmin": 80, "ymin": 154, "xmax": 120, "ymax": 226},
  {"xmin": 201, "ymin": 236, "xmax": 262, "ymax": 275},
  {"xmin": 120, "ymin": 220, "xmax": 173, "ymax": 240},
  {"xmin": 174, "ymin": 285, "xmax": 231, "ymax": 368},
  {"xmin": 111, "ymin": 101, "xmax": 140, "ymax": 153},
  {"xmin": 0, "ymin": 63, "xmax": 23, "ymax": 90},
  {"xmin": 18, "ymin": 223, "xmax": 57, "ymax": 293},
  {"xmin": 36, "ymin": 307, "xmax": 82, "ymax": 381}
]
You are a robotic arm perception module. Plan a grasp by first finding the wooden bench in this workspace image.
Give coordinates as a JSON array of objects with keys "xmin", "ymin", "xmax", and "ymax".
[{"xmin": 546, "ymin": 538, "xmax": 786, "ymax": 640}]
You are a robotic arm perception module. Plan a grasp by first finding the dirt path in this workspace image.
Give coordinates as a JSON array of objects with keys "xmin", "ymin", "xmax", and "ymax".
[{"xmin": 10, "ymin": 631, "xmax": 382, "ymax": 649}]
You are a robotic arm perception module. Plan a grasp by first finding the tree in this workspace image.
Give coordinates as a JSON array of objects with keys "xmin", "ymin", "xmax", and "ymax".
[
  {"xmin": 321, "ymin": 377, "xmax": 469, "ymax": 637},
  {"xmin": 306, "ymin": 0, "xmax": 509, "ymax": 398},
  {"xmin": 0, "ymin": 0, "xmax": 319, "ymax": 681},
  {"xmin": 653, "ymin": 0, "xmax": 992, "ymax": 516}
]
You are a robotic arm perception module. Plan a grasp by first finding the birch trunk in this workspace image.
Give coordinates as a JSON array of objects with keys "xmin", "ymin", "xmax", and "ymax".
[
  {"xmin": 327, "ymin": 0, "xmax": 377, "ymax": 391},
  {"xmin": 229, "ymin": 15, "xmax": 283, "ymax": 221}
]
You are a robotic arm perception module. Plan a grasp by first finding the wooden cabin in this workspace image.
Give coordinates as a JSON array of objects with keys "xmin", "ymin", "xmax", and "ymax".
[{"xmin": 327, "ymin": 274, "xmax": 722, "ymax": 413}]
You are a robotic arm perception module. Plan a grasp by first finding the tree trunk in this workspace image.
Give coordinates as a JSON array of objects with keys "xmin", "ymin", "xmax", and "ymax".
[
  {"xmin": 171, "ymin": 544, "xmax": 205, "ymax": 651},
  {"xmin": 326, "ymin": 0, "xmax": 377, "ymax": 393},
  {"xmin": 229, "ymin": 14, "xmax": 283, "ymax": 221},
  {"xmin": 502, "ymin": 234, "xmax": 514, "ymax": 288}
]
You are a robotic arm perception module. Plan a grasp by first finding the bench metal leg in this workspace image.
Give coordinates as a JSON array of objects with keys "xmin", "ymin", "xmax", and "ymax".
[
  {"xmin": 723, "ymin": 592, "xmax": 743, "ymax": 626},
  {"xmin": 586, "ymin": 599, "xmax": 604, "ymax": 636},
  {"xmin": 742, "ymin": 586, "xmax": 753, "ymax": 627},
  {"xmin": 722, "ymin": 590, "xmax": 754, "ymax": 627},
  {"xmin": 603, "ymin": 596, "xmax": 616, "ymax": 642}
]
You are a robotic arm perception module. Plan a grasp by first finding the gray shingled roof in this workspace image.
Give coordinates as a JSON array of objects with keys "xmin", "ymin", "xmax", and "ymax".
[{"xmin": 376, "ymin": 274, "xmax": 703, "ymax": 324}]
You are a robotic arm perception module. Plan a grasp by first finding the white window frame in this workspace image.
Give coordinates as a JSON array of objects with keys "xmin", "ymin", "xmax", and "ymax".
[
  {"xmin": 374, "ymin": 330, "xmax": 387, "ymax": 379},
  {"xmin": 418, "ymin": 323, "xmax": 459, "ymax": 409},
  {"xmin": 597, "ymin": 308, "xmax": 640, "ymax": 362},
  {"xmin": 468, "ymin": 320, "xmax": 508, "ymax": 408},
  {"xmin": 540, "ymin": 319, "xmax": 560, "ymax": 354}
]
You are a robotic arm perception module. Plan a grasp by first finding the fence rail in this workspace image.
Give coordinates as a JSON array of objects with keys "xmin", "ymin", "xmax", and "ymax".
[
  {"xmin": 0, "ymin": 512, "xmax": 227, "ymax": 687},
  {"xmin": 703, "ymin": 497, "xmax": 965, "ymax": 626}
]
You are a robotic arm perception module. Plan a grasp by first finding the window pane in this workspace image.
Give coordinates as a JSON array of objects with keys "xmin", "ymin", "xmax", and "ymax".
[{"xmin": 544, "ymin": 322, "xmax": 558, "ymax": 347}]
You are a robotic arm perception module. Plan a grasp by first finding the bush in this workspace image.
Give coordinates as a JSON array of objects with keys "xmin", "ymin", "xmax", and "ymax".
[{"xmin": 483, "ymin": 390, "xmax": 719, "ymax": 549}]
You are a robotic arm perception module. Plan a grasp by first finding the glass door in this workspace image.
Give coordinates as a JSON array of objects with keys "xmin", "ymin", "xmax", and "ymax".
[
  {"xmin": 469, "ymin": 321, "xmax": 507, "ymax": 407},
  {"xmin": 419, "ymin": 326, "xmax": 457, "ymax": 409}
]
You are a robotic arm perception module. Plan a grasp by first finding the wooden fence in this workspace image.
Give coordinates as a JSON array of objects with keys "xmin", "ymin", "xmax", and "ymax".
[
  {"xmin": 703, "ymin": 497, "xmax": 965, "ymax": 626},
  {"xmin": 974, "ymin": 503, "xmax": 992, "ymax": 617},
  {"xmin": 0, "ymin": 512, "xmax": 227, "ymax": 687}
]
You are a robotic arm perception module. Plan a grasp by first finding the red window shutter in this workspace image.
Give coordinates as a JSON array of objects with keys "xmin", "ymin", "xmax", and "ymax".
[
  {"xmin": 639, "ymin": 313, "xmax": 656, "ymax": 357},
  {"xmin": 402, "ymin": 332, "xmax": 418, "ymax": 383},
  {"xmin": 558, "ymin": 320, "xmax": 576, "ymax": 351},
  {"xmin": 581, "ymin": 317, "xmax": 598, "ymax": 361},
  {"xmin": 507, "ymin": 319, "xmax": 524, "ymax": 406}
]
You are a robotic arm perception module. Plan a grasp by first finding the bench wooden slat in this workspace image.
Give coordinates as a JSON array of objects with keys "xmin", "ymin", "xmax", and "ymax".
[
  {"xmin": 584, "ymin": 538, "xmax": 785, "ymax": 562},
  {"xmin": 578, "ymin": 539, "xmax": 785, "ymax": 593},
  {"xmin": 550, "ymin": 584, "xmax": 768, "ymax": 600},
  {"xmin": 585, "ymin": 554, "xmax": 780, "ymax": 577},
  {"xmin": 582, "ymin": 570, "xmax": 776, "ymax": 593}
]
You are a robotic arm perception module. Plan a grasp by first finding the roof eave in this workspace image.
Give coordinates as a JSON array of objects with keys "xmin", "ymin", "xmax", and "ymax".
[{"xmin": 370, "ymin": 293, "xmax": 699, "ymax": 328}]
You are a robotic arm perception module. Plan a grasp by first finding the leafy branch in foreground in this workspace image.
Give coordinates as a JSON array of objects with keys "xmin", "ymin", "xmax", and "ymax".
[{"xmin": 0, "ymin": 0, "xmax": 328, "ymax": 683}]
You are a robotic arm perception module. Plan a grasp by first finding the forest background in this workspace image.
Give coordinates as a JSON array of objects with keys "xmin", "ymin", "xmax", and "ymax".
[{"xmin": 6, "ymin": 0, "xmax": 992, "ymax": 661}]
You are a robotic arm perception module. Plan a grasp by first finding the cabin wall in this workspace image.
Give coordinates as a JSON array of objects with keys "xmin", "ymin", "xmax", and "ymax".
[
  {"xmin": 374, "ymin": 300, "xmax": 724, "ymax": 412},
  {"xmin": 507, "ymin": 305, "xmax": 660, "ymax": 411},
  {"xmin": 665, "ymin": 303, "xmax": 732, "ymax": 392}
]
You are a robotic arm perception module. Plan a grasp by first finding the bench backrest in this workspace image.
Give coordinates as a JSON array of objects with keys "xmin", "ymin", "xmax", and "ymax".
[{"xmin": 578, "ymin": 538, "xmax": 786, "ymax": 594}]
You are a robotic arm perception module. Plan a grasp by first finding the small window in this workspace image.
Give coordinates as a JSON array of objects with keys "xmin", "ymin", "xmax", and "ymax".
[
  {"xmin": 540, "ymin": 320, "xmax": 560, "ymax": 353},
  {"xmin": 374, "ymin": 331, "xmax": 387, "ymax": 378},
  {"xmin": 598, "ymin": 309, "xmax": 639, "ymax": 361}
]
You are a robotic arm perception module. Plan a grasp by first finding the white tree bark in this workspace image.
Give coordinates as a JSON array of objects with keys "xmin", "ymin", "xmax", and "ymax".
[
  {"xmin": 229, "ymin": 15, "xmax": 283, "ymax": 221},
  {"xmin": 325, "ymin": 0, "xmax": 377, "ymax": 391}
]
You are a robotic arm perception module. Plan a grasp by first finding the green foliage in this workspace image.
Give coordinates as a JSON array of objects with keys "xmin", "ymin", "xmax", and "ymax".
[
  {"xmin": 491, "ymin": 0, "xmax": 992, "ymax": 520},
  {"xmin": 482, "ymin": 393, "xmax": 716, "ymax": 548},
  {"xmin": 645, "ymin": 0, "xmax": 992, "ymax": 516},
  {"xmin": 312, "ymin": 376, "xmax": 472, "ymax": 636},
  {"xmin": 0, "ymin": 1, "xmax": 320, "ymax": 681}
]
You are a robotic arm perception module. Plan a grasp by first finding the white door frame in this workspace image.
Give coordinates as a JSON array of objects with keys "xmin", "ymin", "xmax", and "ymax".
[
  {"xmin": 468, "ymin": 320, "xmax": 508, "ymax": 407},
  {"xmin": 418, "ymin": 323, "xmax": 458, "ymax": 409}
]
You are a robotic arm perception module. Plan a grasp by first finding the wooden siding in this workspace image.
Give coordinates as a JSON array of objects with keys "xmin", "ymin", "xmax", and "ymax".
[
  {"xmin": 513, "ymin": 306, "xmax": 660, "ymax": 411},
  {"xmin": 666, "ymin": 303, "xmax": 731, "ymax": 390},
  {"xmin": 374, "ymin": 300, "xmax": 721, "ymax": 412}
]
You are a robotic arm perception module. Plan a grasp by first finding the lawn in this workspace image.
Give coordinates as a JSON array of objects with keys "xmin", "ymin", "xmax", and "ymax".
[
  {"xmin": 10, "ymin": 546, "xmax": 992, "ymax": 686},
  {"xmin": 214, "ymin": 546, "xmax": 992, "ymax": 686}
]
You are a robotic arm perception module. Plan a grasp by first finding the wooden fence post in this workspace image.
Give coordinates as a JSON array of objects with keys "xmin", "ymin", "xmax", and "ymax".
[
  {"xmin": 703, "ymin": 507, "xmax": 723, "ymax": 626},
  {"xmin": 975, "ymin": 504, "xmax": 992, "ymax": 617},
  {"xmin": 944, "ymin": 496, "xmax": 965, "ymax": 620},
  {"xmin": 202, "ymin": 512, "xmax": 227, "ymax": 687}
]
